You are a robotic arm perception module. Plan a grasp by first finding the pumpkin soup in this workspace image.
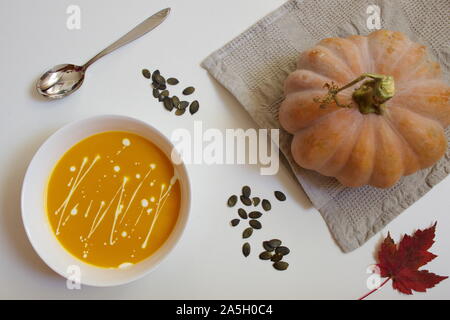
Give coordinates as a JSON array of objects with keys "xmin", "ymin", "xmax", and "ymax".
[{"xmin": 46, "ymin": 131, "xmax": 181, "ymax": 268}]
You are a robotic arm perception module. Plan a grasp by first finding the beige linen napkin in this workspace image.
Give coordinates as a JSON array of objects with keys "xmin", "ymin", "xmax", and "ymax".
[{"xmin": 202, "ymin": 0, "xmax": 450, "ymax": 252}]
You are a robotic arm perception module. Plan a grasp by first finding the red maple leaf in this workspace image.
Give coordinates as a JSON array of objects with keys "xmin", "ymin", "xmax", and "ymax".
[{"xmin": 359, "ymin": 222, "xmax": 447, "ymax": 299}]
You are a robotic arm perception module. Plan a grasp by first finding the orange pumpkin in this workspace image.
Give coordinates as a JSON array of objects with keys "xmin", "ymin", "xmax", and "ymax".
[{"xmin": 279, "ymin": 30, "xmax": 450, "ymax": 188}]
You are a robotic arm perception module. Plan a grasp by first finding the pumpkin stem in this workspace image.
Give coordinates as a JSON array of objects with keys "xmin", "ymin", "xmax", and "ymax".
[{"xmin": 314, "ymin": 73, "xmax": 395, "ymax": 115}]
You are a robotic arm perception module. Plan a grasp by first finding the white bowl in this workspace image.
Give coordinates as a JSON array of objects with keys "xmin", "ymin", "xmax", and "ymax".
[{"xmin": 21, "ymin": 115, "xmax": 191, "ymax": 287}]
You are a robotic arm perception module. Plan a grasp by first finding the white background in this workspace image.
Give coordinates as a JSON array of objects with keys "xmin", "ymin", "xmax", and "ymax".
[{"xmin": 0, "ymin": 0, "xmax": 449, "ymax": 299}]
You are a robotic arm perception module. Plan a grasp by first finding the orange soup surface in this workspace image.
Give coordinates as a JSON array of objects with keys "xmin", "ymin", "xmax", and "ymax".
[{"xmin": 46, "ymin": 131, "xmax": 181, "ymax": 268}]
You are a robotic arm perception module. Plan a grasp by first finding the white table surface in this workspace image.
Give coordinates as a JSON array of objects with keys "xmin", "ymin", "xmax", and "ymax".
[{"xmin": 0, "ymin": 0, "xmax": 449, "ymax": 300}]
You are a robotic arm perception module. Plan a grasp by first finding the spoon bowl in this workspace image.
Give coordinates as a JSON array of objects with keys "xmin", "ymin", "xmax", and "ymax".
[{"xmin": 37, "ymin": 64, "xmax": 85, "ymax": 99}]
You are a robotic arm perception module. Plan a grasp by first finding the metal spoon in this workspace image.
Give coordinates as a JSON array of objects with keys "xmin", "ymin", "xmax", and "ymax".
[{"xmin": 36, "ymin": 8, "xmax": 171, "ymax": 99}]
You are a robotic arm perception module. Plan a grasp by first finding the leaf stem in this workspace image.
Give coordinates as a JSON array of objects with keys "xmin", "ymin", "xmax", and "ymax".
[{"xmin": 358, "ymin": 277, "xmax": 391, "ymax": 300}]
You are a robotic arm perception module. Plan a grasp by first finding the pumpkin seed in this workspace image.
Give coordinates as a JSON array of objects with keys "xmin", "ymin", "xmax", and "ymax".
[
  {"xmin": 154, "ymin": 74, "xmax": 166, "ymax": 86},
  {"xmin": 230, "ymin": 219, "xmax": 240, "ymax": 227},
  {"xmin": 273, "ymin": 261, "xmax": 289, "ymax": 271},
  {"xmin": 175, "ymin": 108, "xmax": 186, "ymax": 116},
  {"xmin": 248, "ymin": 211, "xmax": 262, "ymax": 219},
  {"xmin": 242, "ymin": 227, "xmax": 253, "ymax": 239},
  {"xmin": 275, "ymin": 246, "xmax": 290, "ymax": 256},
  {"xmin": 227, "ymin": 195, "xmax": 237, "ymax": 207},
  {"xmin": 163, "ymin": 97, "xmax": 173, "ymax": 111},
  {"xmin": 182, "ymin": 86, "xmax": 195, "ymax": 95},
  {"xmin": 158, "ymin": 84, "xmax": 167, "ymax": 90},
  {"xmin": 274, "ymin": 191, "xmax": 286, "ymax": 201},
  {"xmin": 252, "ymin": 197, "xmax": 260, "ymax": 206},
  {"xmin": 152, "ymin": 88, "xmax": 160, "ymax": 98},
  {"xmin": 240, "ymin": 195, "xmax": 252, "ymax": 206},
  {"xmin": 163, "ymin": 97, "xmax": 174, "ymax": 111},
  {"xmin": 238, "ymin": 208, "xmax": 248, "ymax": 219},
  {"xmin": 172, "ymin": 95, "xmax": 180, "ymax": 108},
  {"xmin": 160, "ymin": 90, "xmax": 169, "ymax": 97},
  {"xmin": 268, "ymin": 239, "xmax": 282, "ymax": 248},
  {"xmin": 249, "ymin": 219, "xmax": 262, "ymax": 230},
  {"xmin": 271, "ymin": 253, "xmax": 283, "ymax": 262},
  {"xmin": 167, "ymin": 77, "xmax": 179, "ymax": 85},
  {"xmin": 242, "ymin": 186, "xmax": 251, "ymax": 198},
  {"xmin": 259, "ymin": 251, "xmax": 273, "ymax": 260},
  {"xmin": 242, "ymin": 242, "xmax": 250, "ymax": 257},
  {"xmin": 179, "ymin": 101, "xmax": 189, "ymax": 109},
  {"xmin": 152, "ymin": 69, "xmax": 160, "ymax": 81},
  {"xmin": 263, "ymin": 241, "xmax": 275, "ymax": 252},
  {"xmin": 142, "ymin": 69, "xmax": 151, "ymax": 79},
  {"xmin": 189, "ymin": 100, "xmax": 199, "ymax": 115},
  {"xmin": 261, "ymin": 199, "xmax": 271, "ymax": 211}
]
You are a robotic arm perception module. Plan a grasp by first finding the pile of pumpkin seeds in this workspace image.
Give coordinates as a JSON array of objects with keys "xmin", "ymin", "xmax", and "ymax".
[
  {"xmin": 227, "ymin": 186, "xmax": 289, "ymax": 271},
  {"xmin": 141, "ymin": 68, "xmax": 199, "ymax": 115},
  {"xmin": 259, "ymin": 239, "xmax": 290, "ymax": 271}
]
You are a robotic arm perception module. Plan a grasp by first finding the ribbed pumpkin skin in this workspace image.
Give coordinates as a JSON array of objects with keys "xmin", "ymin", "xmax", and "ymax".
[{"xmin": 279, "ymin": 30, "xmax": 450, "ymax": 188}]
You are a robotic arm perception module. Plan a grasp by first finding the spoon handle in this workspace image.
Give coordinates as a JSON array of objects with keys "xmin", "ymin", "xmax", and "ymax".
[{"xmin": 83, "ymin": 8, "xmax": 170, "ymax": 69}]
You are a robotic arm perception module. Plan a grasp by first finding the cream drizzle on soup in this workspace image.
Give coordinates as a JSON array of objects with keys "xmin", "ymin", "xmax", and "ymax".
[{"xmin": 46, "ymin": 131, "xmax": 181, "ymax": 268}]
